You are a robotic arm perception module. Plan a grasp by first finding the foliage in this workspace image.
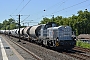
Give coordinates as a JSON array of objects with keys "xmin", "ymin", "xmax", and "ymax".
[
  {"xmin": 0, "ymin": 18, "xmax": 19, "ymax": 30},
  {"xmin": 40, "ymin": 10, "xmax": 90, "ymax": 35},
  {"xmin": 76, "ymin": 40, "xmax": 90, "ymax": 49}
]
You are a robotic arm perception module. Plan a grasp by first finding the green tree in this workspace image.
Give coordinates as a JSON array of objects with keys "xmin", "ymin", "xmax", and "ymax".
[
  {"xmin": 40, "ymin": 17, "xmax": 51, "ymax": 24},
  {"xmin": 39, "ymin": 10, "xmax": 90, "ymax": 35},
  {"xmin": 0, "ymin": 23, "xmax": 3, "ymax": 30},
  {"xmin": 1, "ymin": 18, "xmax": 18, "ymax": 30}
]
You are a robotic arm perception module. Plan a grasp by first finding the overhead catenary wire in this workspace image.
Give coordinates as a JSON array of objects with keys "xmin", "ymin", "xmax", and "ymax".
[
  {"xmin": 34, "ymin": 0, "xmax": 89, "ymax": 21},
  {"xmin": 54, "ymin": 0, "xmax": 68, "ymax": 11},
  {"xmin": 33, "ymin": 0, "xmax": 67, "ymax": 21},
  {"xmin": 11, "ymin": 0, "xmax": 24, "ymax": 15},
  {"xmin": 42, "ymin": 0, "xmax": 89, "ymax": 17},
  {"xmin": 10, "ymin": 0, "xmax": 31, "ymax": 25},
  {"xmin": 52, "ymin": 0, "xmax": 89, "ymax": 14},
  {"xmin": 10, "ymin": 15, "xmax": 15, "ymax": 19},
  {"xmin": 44, "ymin": 0, "xmax": 67, "ymax": 12},
  {"xmin": 17, "ymin": 0, "xmax": 31, "ymax": 24},
  {"xmin": 10, "ymin": 0, "xmax": 24, "ymax": 23},
  {"xmin": 18, "ymin": 0, "xmax": 32, "ymax": 14},
  {"xmin": 10, "ymin": 0, "xmax": 90, "ymax": 26},
  {"xmin": 20, "ymin": 15, "xmax": 30, "ymax": 23},
  {"xmin": 11, "ymin": 0, "xmax": 66, "ymax": 24}
]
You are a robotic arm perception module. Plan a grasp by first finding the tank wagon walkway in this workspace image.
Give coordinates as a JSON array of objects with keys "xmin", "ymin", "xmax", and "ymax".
[{"xmin": 0, "ymin": 35, "xmax": 25, "ymax": 60}]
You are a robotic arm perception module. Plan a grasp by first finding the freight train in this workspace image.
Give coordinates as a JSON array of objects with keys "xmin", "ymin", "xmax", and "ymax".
[{"xmin": 0, "ymin": 22, "xmax": 76, "ymax": 49}]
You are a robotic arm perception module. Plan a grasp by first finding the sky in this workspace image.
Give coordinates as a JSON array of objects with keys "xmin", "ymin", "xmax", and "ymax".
[{"xmin": 0, "ymin": 0, "xmax": 90, "ymax": 26}]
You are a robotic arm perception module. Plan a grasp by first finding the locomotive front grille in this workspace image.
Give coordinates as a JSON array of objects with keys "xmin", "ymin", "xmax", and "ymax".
[{"xmin": 60, "ymin": 40, "xmax": 76, "ymax": 46}]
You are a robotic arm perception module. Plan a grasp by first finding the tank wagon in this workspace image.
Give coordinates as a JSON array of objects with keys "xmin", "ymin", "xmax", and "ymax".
[
  {"xmin": 20, "ymin": 28, "xmax": 24, "ymax": 38},
  {"xmin": 10, "ymin": 29, "xmax": 17, "ymax": 36},
  {"xmin": 0, "ymin": 30, "xmax": 5, "ymax": 34},
  {"xmin": 22, "ymin": 26, "xmax": 32, "ymax": 39}
]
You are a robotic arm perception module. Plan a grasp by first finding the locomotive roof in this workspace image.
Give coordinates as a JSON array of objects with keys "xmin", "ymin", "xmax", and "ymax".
[
  {"xmin": 46, "ymin": 22, "xmax": 58, "ymax": 26},
  {"xmin": 47, "ymin": 26, "xmax": 71, "ymax": 29}
]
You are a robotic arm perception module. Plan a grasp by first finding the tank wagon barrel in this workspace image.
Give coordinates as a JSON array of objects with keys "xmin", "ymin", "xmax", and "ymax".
[
  {"xmin": 22, "ymin": 26, "xmax": 32, "ymax": 40},
  {"xmin": 20, "ymin": 28, "xmax": 24, "ymax": 35},
  {"xmin": 23, "ymin": 26, "xmax": 31, "ymax": 36},
  {"xmin": 28, "ymin": 25, "xmax": 43, "ymax": 39}
]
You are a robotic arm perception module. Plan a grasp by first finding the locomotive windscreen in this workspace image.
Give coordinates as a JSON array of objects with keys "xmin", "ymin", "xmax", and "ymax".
[{"xmin": 45, "ymin": 22, "xmax": 58, "ymax": 29}]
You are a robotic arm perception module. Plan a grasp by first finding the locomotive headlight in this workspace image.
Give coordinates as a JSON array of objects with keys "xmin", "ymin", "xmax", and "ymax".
[{"xmin": 56, "ymin": 38, "xmax": 59, "ymax": 41}]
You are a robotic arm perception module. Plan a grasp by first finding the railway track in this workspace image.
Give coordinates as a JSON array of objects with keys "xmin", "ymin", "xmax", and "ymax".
[
  {"xmin": 62, "ymin": 52, "xmax": 85, "ymax": 60},
  {"xmin": 60, "ymin": 46, "xmax": 90, "ymax": 60},
  {"xmin": 3, "ymin": 34, "xmax": 76, "ymax": 60},
  {"xmin": 62, "ymin": 50, "xmax": 90, "ymax": 60},
  {"xmin": 9, "ymin": 39, "xmax": 42, "ymax": 60},
  {"xmin": 2, "ymin": 34, "xmax": 90, "ymax": 60},
  {"xmin": 3, "ymin": 35, "xmax": 42, "ymax": 60},
  {"xmin": 74, "ymin": 46, "xmax": 90, "ymax": 52},
  {"xmin": 50, "ymin": 44, "xmax": 90, "ymax": 60}
]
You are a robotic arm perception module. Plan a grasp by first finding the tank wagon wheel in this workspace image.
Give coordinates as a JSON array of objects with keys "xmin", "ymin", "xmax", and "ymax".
[
  {"xmin": 29, "ymin": 38, "xmax": 33, "ymax": 43},
  {"xmin": 28, "ymin": 38, "xmax": 31, "ymax": 42},
  {"xmin": 41, "ymin": 41, "xmax": 45, "ymax": 47},
  {"xmin": 46, "ymin": 41, "xmax": 51, "ymax": 48}
]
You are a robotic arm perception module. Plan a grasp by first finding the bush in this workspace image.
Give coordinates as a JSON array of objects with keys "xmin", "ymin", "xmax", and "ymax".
[{"xmin": 76, "ymin": 40, "xmax": 90, "ymax": 49}]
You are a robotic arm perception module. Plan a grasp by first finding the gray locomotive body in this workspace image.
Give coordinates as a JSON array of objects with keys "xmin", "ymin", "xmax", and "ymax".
[{"xmin": 46, "ymin": 26, "xmax": 76, "ymax": 49}]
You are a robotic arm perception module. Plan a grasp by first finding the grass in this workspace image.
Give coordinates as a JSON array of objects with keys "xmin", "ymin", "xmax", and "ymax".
[{"xmin": 76, "ymin": 40, "xmax": 90, "ymax": 49}]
